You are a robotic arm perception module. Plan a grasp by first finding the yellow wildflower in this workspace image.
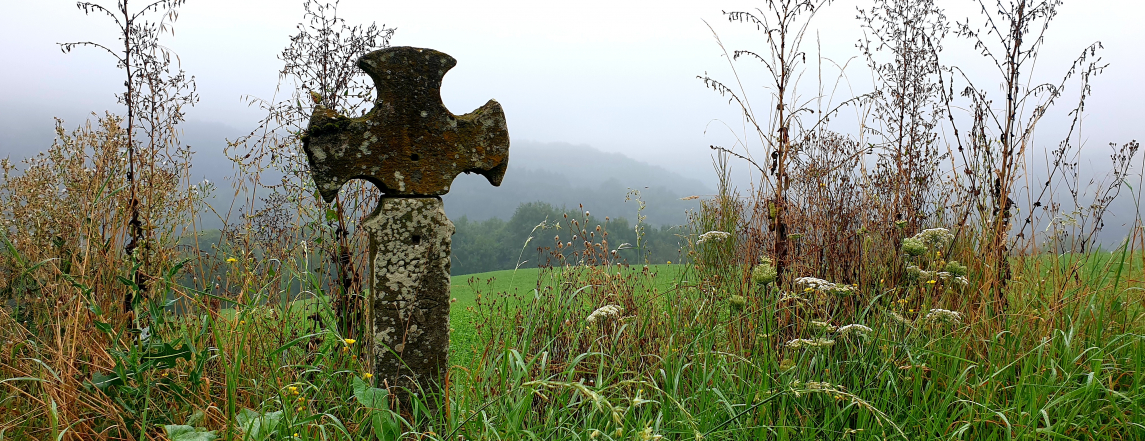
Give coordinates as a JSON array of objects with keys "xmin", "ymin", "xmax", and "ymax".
[
  {"xmin": 344, "ymin": 338, "xmax": 356, "ymax": 344},
  {"xmin": 226, "ymin": 257, "xmax": 238, "ymax": 263}
]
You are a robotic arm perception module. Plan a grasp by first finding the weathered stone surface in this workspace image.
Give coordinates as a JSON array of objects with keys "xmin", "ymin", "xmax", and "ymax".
[
  {"xmin": 300, "ymin": 46, "xmax": 510, "ymax": 414},
  {"xmin": 362, "ymin": 197, "xmax": 454, "ymax": 399},
  {"xmin": 302, "ymin": 46, "xmax": 510, "ymax": 200}
]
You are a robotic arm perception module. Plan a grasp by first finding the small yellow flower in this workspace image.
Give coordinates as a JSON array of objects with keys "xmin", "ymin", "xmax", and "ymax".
[
  {"xmin": 226, "ymin": 257, "xmax": 238, "ymax": 263},
  {"xmin": 344, "ymin": 338, "xmax": 356, "ymax": 345},
  {"xmin": 363, "ymin": 372, "xmax": 373, "ymax": 379},
  {"xmin": 288, "ymin": 386, "xmax": 297, "ymax": 394},
  {"xmin": 927, "ymin": 280, "xmax": 936, "ymax": 284},
  {"xmin": 666, "ymin": 261, "xmax": 672, "ymax": 265}
]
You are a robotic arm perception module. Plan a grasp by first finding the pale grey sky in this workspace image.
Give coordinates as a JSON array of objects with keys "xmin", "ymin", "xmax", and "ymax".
[{"xmin": 1, "ymin": 0, "xmax": 1141, "ymax": 190}]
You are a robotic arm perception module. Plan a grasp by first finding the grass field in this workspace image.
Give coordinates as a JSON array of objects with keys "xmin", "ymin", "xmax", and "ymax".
[{"xmin": 449, "ymin": 263, "xmax": 689, "ymax": 367}]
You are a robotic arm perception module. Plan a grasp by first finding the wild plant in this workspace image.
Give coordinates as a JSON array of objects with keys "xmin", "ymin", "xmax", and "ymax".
[
  {"xmin": 59, "ymin": 0, "xmax": 199, "ymax": 312},
  {"xmin": 223, "ymin": 0, "xmax": 395, "ymax": 340},
  {"xmin": 700, "ymin": 0, "xmax": 839, "ymax": 284},
  {"xmin": 942, "ymin": 0, "xmax": 1127, "ymax": 310},
  {"xmin": 857, "ymin": 0, "xmax": 948, "ymax": 235}
]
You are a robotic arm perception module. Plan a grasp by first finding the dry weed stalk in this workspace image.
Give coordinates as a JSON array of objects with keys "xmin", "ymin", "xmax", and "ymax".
[{"xmin": 223, "ymin": 0, "xmax": 395, "ymax": 340}]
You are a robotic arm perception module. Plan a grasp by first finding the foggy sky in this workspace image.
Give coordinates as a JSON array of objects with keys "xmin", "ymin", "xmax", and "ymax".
[{"xmin": 1, "ymin": 0, "xmax": 1142, "ymax": 226}]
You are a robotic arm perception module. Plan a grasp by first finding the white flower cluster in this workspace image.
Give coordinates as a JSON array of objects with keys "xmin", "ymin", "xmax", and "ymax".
[
  {"xmin": 809, "ymin": 320, "xmax": 837, "ymax": 332},
  {"xmin": 913, "ymin": 227, "xmax": 954, "ymax": 248},
  {"xmin": 905, "ymin": 265, "xmax": 969, "ymax": 287},
  {"xmin": 800, "ymin": 381, "xmax": 844, "ymax": 392},
  {"xmin": 924, "ymin": 308, "xmax": 962, "ymax": 324},
  {"xmin": 889, "ymin": 311, "xmax": 912, "ymax": 324},
  {"xmin": 787, "ymin": 380, "xmax": 847, "ymax": 398},
  {"xmin": 836, "ymin": 324, "xmax": 873, "ymax": 337},
  {"xmin": 794, "ymin": 277, "xmax": 856, "ymax": 295},
  {"xmin": 585, "ymin": 304, "xmax": 624, "ymax": 324},
  {"xmin": 785, "ymin": 338, "xmax": 836, "ymax": 348},
  {"xmin": 776, "ymin": 292, "xmax": 810, "ymax": 306},
  {"xmin": 696, "ymin": 230, "xmax": 732, "ymax": 245}
]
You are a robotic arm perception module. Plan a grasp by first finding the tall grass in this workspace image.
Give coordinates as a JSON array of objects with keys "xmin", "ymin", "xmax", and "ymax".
[{"xmin": 2, "ymin": 0, "xmax": 1144, "ymax": 439}]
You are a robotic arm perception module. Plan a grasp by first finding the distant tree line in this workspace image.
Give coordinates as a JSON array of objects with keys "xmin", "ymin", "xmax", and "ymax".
[{"xmin": 451, "ymin": 201, "xmax": 686, "ymax": 275}]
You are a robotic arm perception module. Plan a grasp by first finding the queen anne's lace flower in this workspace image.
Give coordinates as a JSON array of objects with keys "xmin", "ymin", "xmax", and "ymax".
[
  {"xmin": 697, "ymin": 230, "xmax": 733, "ymax": 245},
  {"xmin": 728, "ymin": 295, "xmax": 747, "ymax": 311},
  {"xmin": 924, "ymin": 308, "xmax": 962, "ymax": 324},
  {"xmin": 836, "ymin": 324, "xmax": 873, "ymax": 337},
  {"xmin": 915, "ymin": 228, "xmax": 954, "ymax": 248},
  {"xmin": 752, "ymin": 262, "xmax": 777, "ymax": 285},
  {"xmin": 809, "ymin": 320, "xmax": 837, "ymax": 332},
  {"xmin": 890, "ymin": 311, "xmax": 912, "ymax": 324},
  {"xmin": 776, "ymin": 292, "xmax": 810, "ymax": 306},
  {"xmin": 785, "ymin": 338, "xmax": 835, "ymax": 348},
  {"xmin": 903, "ymin": 228, "xmax": 954, "ymax": 256},
  {"xmin": 944, "ymin": 260, "xmax": 968, "ymax": 277},
  {"xmin": 902, "ymin": 237, "xmax": 927, "ymax": 256},
  {"xmin": 794, "ymin": 277, "xmax": 855, "ymax": 295},
  {"xmin": 586, "ymin": 304, "xmax": 624, "ymax": 324},
  {"xmin": 905, "ymin": 265, "xmax": 941, "ymax": 283}
]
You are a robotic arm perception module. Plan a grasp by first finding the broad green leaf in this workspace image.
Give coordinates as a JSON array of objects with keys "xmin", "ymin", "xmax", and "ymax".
[
  {"xmin": 353, "ymin": 376, "xmax": 389, "ymax": 409},
  {"xmin": 143, "ymin": 342, "xmax": 193, "ymax": 370},
  {"xmin": 91, "ymin": 371, "xmax": 122, "ymax": 390},
  {"xmin": 236, "ymin": 408, "xmax": 283, "ymax": 441},
  {"xmin": 163, "ymin": 425, "xmax": 218, "ymax": 441},
  {"xmin": 185, "ymin": 409, "xmax": 205, "ymax": 426}
]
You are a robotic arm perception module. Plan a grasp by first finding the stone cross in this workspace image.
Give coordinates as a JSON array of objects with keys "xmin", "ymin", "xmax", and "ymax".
[{"xmin": 302, "ymin": 46, "xmax": 510, "ymax": 409}]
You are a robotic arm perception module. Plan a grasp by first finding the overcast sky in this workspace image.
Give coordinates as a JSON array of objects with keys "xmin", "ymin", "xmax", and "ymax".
[{"xmin": 1, "ymin": 0, "xmax": 1142, "ymax": 189}]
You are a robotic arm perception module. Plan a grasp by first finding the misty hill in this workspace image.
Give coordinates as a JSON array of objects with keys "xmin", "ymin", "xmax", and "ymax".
[
  {"xmin": 175, "ymin": 126, "xmax": 713, "ymax": 227},
  {"xmin": 2, "ymin": 115, "xmax": 711, "ymax": 227},
  {"xmin": 443, "ymin": 140, "xmax": 711, "ymax": 226}
]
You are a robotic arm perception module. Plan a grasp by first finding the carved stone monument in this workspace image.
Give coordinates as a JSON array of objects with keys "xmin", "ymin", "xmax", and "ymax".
[{"xmin": 301, "ymin": 46, "xmax": 510, "ymax": 407}]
